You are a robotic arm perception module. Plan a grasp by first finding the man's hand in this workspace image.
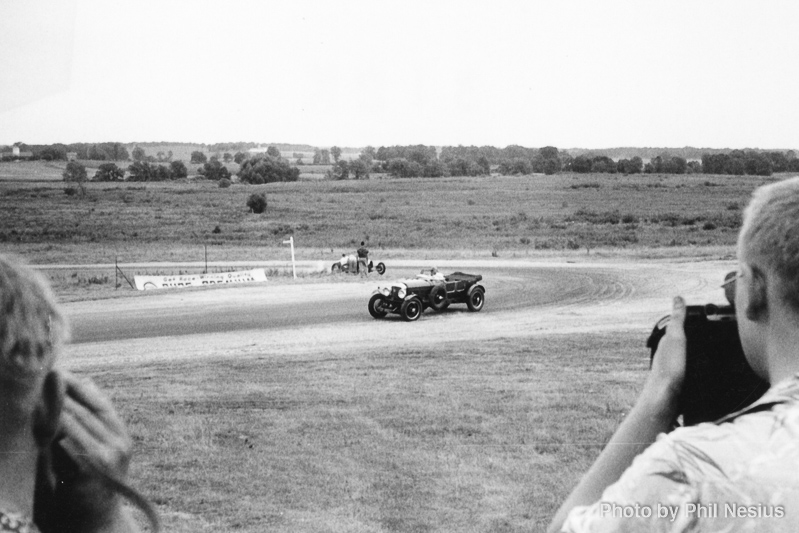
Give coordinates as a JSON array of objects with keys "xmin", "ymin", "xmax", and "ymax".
[
  {"xmin": 52, "ymin": 372, "xmax": 140, "ymax": 532},
  {"xmin": 644, "ymin": 296, "xmax": 687, "ymax": 406}
]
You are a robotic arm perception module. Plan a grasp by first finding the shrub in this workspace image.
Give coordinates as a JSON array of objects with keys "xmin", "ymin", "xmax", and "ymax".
[
  {"xmin": 170, "ymin": 160, "xmax": 188, "ymax": 179},
  {"xmin": 190, "ymin": 151, "xmax": 207, "ymax": 164},
  {"xmin": 199, "ymin": 160, "xmax": 231, "ymax": 181},
  {"xmin": 62, "ymin": 161, "xmax": 87, "ymax": 182},
  {"xmin": 239, "ymin": 155, "xmax": 299, "ymax": 184},
  {"xmin": 218, "ymin": 178, "xmax": 232, "ymax": 188},
  {"xmin": 570, "ymin": 182, "xmax": 601, "ymax": 189},
  {"xmin": 93, "ymin": 162, "xmax": 124, "ymax": 182},
  {"xmin": 127, "ymin": 161, "xmax": 172, "ymax": 181},
  {"xmin": 247, "ymin": 193, "xmax": 267, "ymax": 214}
]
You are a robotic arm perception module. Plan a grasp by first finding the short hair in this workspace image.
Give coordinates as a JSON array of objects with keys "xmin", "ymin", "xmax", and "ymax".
[
  {"xmin": 738, "ymin": 176, "xmax": 799, "ymax": 312},
  {"xmin": 361, "ymin": 241, "xmax": 365, "ymax": 246},
  {"xmin": 0, "ymin": 255, "xmax": 65, "ymax": 382}
]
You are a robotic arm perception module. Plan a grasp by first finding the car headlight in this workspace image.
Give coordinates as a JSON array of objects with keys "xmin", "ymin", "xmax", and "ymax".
[
  {"xmin": 398, "ymin": 287, "xmax": 407, "ymax": 299},
  {"xmin": 380, "ymin": 287, "xmax": 390, "ymax": 296}
]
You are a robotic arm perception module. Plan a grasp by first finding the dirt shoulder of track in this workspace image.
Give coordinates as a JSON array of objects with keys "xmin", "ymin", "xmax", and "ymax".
[{"xmin": 61, "ymin": 255, "xmax": 736, "ymax": 370}]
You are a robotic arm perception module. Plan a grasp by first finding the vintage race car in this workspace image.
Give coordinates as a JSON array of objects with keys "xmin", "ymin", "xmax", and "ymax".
[
  {"xmin": 331, "ymin": 255, "xmax": 386, "ymax": 275},
  {"xmin": 368, "ymin": 270, "xmax": 485, "ymax": 321}
]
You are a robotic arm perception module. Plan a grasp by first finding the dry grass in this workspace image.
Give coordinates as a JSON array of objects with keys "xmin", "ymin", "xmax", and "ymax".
[
  {"xmin": 80, "ymin": 331, "xmax": 647, "ymax": 533},
  {"xmin": 1, "ymin": 165, "xmax": 784, "ymax": 267}
]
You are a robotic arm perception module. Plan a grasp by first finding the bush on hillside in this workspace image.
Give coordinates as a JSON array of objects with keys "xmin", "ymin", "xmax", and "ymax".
[{"xmin": 247, "ymin": 193, "xmax": 267, "ymax": 214}]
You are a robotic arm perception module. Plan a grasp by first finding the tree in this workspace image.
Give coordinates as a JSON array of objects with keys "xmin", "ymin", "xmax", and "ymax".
[
  {"xmin": 93, "ymin": 163, "xmax": 124, "ymax": 181},
  {"xmin": 571, "ymin": 155, "xmax": 592, "ymax": 173},
  {"xmin": 88, "ymin": 144, "xmax": 109, "ymax": 161},
  {"xmin": 233, "ymin": 151, "xmax": 249, "ymax": 164},
  {"xmin": 199, "ymin": 160, "xmax": 231, "ymax": 181},
  {"xmin": 329, "ymin": 160, "xmax": 349, "ymax": 180},
  {"xmin": 190, "ymin": 151, "xmax": 207, "ymax": 164},
  {"xmin": 247, "ymin": 193, "xmax": 267, "ymax": 214},
  {"xmin": 131, "ymin": 146, "xmax": 146, "ymax": 162},
  {"xmin": 238, "ymin": 155, "xmax": 299, "ymax": 184},
  {"xmin": 350, "ymin": 158, "xmax": 370, "ymax": 179},
  {"xmin": 537, "ymin": 146, "xmax": 561, "ymax": 174},
  {"xmin": 266, "ymin": 146, "xmax": 281, "ymax": 158},
  {"xmin": 476, "ymin": 156, "xmax": 491, "ymax": 175},
  {"xmin": 39, "ymin": 147, "xmax": 66, "ymax": 161},
  {"xmin": 108, "ymin": 143, "xmax": 129, "ymax": 161},
  {"xmin": 330, "ymin": 146, "xmax": 342, "ymax": 163},
  {"xmin": 127, "ymin": 161, "xmax": 172, "ymax": 181},
  {"xmin": 170, "ymin": 160, "xmax": 188, "ymax": 179},
  {"xmin": 63, "ymin": 161, "xmax": 87, "ymax": 182},
  {"xmin": 223, "ymin": 152, "xmax": 232, "ymax": 163}
]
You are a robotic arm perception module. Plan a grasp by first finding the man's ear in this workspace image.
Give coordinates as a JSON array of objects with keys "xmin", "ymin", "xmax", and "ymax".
[
  {"xmin": 32, "ymin": 370, "xmax": 64, "ymax": 448},
  {"xmin": 744, "ymin": 266, "xmax": 769, "ymax": 322}
]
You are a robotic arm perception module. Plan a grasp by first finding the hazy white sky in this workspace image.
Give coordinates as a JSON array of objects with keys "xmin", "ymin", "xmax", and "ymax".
[{"xmin": 1, "ymin": 0, "xmax": 798, "ymax": 149}]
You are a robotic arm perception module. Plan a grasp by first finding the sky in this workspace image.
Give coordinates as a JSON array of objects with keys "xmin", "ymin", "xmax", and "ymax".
[{"xmin": 1, "ymin": 0, "xmax": 798, "ymax": 149}]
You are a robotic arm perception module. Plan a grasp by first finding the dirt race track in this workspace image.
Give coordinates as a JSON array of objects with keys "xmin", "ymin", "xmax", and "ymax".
[{"xmin": 61, "ymin": 258, "xmax": 736, "ymax": 369}]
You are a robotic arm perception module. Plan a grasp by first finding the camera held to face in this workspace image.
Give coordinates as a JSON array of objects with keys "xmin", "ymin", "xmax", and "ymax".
[{"xmin": 646, "ymin": 276, "xmax": 769, "ymax": 426}]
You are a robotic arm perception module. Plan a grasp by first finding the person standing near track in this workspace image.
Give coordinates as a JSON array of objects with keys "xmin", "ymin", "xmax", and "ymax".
[{"xmin": 356, "ymin": 241, "xmax": 369, "ymax": 275}]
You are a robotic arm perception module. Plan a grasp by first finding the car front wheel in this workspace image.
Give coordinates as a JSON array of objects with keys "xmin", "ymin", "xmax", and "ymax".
[
  {"xmin": 466, "ymin": 287, "xmax": 485, "ymax": 312},
  {"xmin": 400, "ymin": 297, "xmax": 423, "ymax": 321},
  {"xmin": 368, "ymin": 294, "xmax": 388, "ymax": 318},
  {"xmin": 375, "ymin": 262, "xmax": 386, "ymax": 275},
  {"xmin": 331, "ymin": 263, "xmax": 341, "ymax": 273},
  {"xmin": 429, "ymin": 284, "xmax": 448, "ymax": 312}
]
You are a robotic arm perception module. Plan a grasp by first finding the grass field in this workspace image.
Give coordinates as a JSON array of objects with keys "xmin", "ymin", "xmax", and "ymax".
[
  {"xmin": 1, "ymin": 162, "xmax": 785, "ymax": 267},
  {"xmin": 82, "ymin": 331, "xmax": 645, "ymax": 533},
  {"xmin": 1, "ymin": 161, "xmax": 786, "ymax": 531}
]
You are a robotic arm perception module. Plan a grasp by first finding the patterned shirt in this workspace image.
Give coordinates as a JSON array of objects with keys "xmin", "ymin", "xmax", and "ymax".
[
  {"xmin": 0, "ymin": 510, "xmax": 38, "ymax": 533},
  {"xmin": 561, "ymin": 374, "xmax": 799, "ymax": 532}
]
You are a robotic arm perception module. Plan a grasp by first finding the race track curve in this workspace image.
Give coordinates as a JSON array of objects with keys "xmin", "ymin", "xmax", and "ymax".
[{"xmin": 65, "ymin": 260, "xmax": 730, "ymax": 345}]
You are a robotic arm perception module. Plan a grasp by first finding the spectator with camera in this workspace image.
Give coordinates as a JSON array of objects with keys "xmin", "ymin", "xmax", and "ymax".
[
  {"xmin": 0, "ymin": 255, "xmax": 156, "ymax": 533},
  {"xmin": 549, "ymin": 177, "xmax": 799, "ymax": 532}
]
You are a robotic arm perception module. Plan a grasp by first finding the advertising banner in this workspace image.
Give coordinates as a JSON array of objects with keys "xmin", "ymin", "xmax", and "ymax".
[{"xmin": 134, "ymin": 269, "xmax": 267, "ymax": 290}]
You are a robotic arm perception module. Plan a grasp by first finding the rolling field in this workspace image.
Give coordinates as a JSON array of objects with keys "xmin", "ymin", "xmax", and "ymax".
[
  {"xmin": 0, "ymin": 162, "xmax": 786, "ymax": 531},
  {"xmin": 0, "ymin": 162, "xmax": 785, "ymax": 268}
]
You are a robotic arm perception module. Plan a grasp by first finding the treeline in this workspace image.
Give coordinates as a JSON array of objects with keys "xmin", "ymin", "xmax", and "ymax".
[
  {"xmin": 569, "ymin": 147, "xmax": 733, "ymax": 161},
  {"xmin": 4, "ymin": 143, "xmax": 130, "ymax": 161},
  {"xmin": 372, "ymin": 145, "xmax": 562, "ymax": 177},
  {"xmin": 62, "ymin": 153, "xmax": 298, "ymax": 184},
  {"xmin": 701, "ymin": 151, "xmax": 799, "ymax": 176},
  {"xmin": 206, "ymin": 142, "xmax": 315, "ymax": 153},
  {"xmin": 370, "ymin": 145, "xmax": 799, "ymax": 178}
]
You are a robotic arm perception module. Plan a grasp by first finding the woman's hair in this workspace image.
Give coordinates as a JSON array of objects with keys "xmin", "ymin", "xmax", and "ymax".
[
  {"xmin": 0, "ymin": 255, "xmax": 66, "ymax": 380},
  {"xmin": 739, "ymin": 176, "xmax": 799, "ymax": 312}
]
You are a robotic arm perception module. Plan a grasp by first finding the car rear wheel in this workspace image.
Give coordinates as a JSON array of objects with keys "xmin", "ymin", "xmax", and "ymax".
[
  {"xmin": 429, "ymin": 284, "xmax": 448, "ymax": 312},
  {"xmin": 466, "ymin": 287, "xmax": 484, "ymax": 312},
  {"xmin": 400, "ymin": 298, "xmax": 423, "ymax": 321},
  {"xmin": 368, "ymin": 294, "xmax": 388, "ymax": 318},
  {"xmin": 376, "ymin": 262, "xmax": 386, "ymax": 275}
]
